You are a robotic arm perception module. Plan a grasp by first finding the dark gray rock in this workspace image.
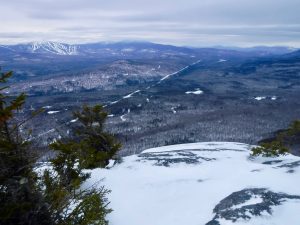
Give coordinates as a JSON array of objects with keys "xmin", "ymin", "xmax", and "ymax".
[
  {"xmin": 206, "ymin": 188, "xmax": 300, "ymax": 225},
  {"xmin": 262, "ymin": 160, "xmax": 283, "ymax": 165},
  {"xmin": 137, "ymin": 151, "xmax": 215, "ymax": 167},
  {"xmin": 205, "ymin": 221, "xmax": 220, "ymax": 225},
  {"xmin": 278, "ymin": 160, "xmax": 300, "ymax": 169}
]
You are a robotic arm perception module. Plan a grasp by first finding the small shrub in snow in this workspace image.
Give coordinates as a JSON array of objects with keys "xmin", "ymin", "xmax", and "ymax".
[
  {"xmin": 251, "ymin": 120, "xmax": 300, "ymax": 157},
  {"xmin": 251, "ymin": 140, "xmax": 289, "ymax": 157}
]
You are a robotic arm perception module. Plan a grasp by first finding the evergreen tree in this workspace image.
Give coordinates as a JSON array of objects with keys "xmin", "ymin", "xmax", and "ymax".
[
  {"xmin": 74, "ymin": 105, "xmax": 121, "ymax": 168},
  {"xmin": 0, "ymin": 70, "xmax": 52, "ymax": 225},
  {"xmin": 279, "ymin": 120, "xmax": 300, "ymax": 139},
  {"xmin": 251, "ymin": 120, "xmax": 300, "ymax": 157},
  {"xmin": 42, "ymin": 169, "xmax": 111, "ymax": 225},
  {"xmin": 52, "ymin": 105, "xmax": 121, "ymax": 169},
  {"xmin": 43, "ymin": 104, "xmax": 119, "ymax": 224},
  {"xmin": 0, "ymin": 70, "xmax": 117, "ymax": 225},
  {"xmin": 50, "ymin": 141, "xmax": 89, "ymax": 192}
]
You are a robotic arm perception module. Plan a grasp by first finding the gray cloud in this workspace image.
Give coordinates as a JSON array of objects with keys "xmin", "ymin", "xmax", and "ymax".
[{"xmin": 1, "ymin": 0, "xmax": 300, "ymax": 47}]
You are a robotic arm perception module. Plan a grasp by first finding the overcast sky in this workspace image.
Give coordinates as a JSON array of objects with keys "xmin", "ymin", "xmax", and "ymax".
[{"xmin": 1, "ymin": 0, "xmax": 300, "ymax": 47}]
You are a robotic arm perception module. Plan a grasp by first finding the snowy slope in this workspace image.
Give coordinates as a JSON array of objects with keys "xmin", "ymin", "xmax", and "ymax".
[
  {"xmin": 29, "ymin": 42, "xmax": 78, "ymax": 55},
  {"xmin": 85, "ymin": 142, "xmax": 300, "ymax": 225},
  {"xmin": 3, "ymin": 41, "xmax": 78, "ymax": 55}
]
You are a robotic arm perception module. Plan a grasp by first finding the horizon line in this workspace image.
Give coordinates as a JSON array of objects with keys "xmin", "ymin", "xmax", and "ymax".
[{"xmin": 0, "ymin": 40, "xmax": 298, "ymax": 49}]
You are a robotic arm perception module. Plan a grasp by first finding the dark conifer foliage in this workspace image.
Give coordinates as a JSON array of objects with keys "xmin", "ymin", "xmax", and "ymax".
[
  {"xmin": 42, "ymin": 168, "xmax": 112, "ymax": 225},
  {"xmin": 251, "ymin": 120, "xmax": 300, "ymax": 157},
  {"xmin": 251, "ymin": 140, "xmax": 289, "ymax": 157},
  {"xmin": 0, "ymin": 70, "xmax": 117, "ymax": 225},
  {"xmin": 0, "ymin": 70, "xmax": 52, "ymax": 225},
  {"xmin": 44, "ymin": 105, "xmax": 118, "ymax": 225},
  {"xmin": 51, "ymin": 105, "xmax": 121, "ymax": 169}
]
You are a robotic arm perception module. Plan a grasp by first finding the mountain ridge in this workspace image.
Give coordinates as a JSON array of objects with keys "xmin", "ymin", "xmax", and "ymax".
[{"xmin": 0, "ymin": 41, "xmax": 298, "ymax": 56}]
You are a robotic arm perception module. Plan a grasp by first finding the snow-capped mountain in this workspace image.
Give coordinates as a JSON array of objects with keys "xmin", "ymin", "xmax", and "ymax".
[
  {"xmin": 1, "ymin": 41, "xmax": 78, "ymax": 55},
  {"xmin": 28, "ymin": 41, "xmax": 78, "ymax": 55},
  {"xmin": 86, "ymin": 142, "xmax": 300, "ymax": 225},
  {"xmin": 0, "ymin": 41, "xmax": 190, "ymax": 56}
]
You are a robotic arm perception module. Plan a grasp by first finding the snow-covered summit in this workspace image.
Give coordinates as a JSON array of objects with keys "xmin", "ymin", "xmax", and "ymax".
[
  {"xmin": 28, "ymin": 41, "xmax": 78, "ymax": 55},
  {"xmin": 86, "ymin": 142, "xmax": 300, "ymax": 225}
]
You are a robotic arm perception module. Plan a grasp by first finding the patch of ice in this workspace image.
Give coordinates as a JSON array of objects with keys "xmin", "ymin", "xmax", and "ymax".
[
  {"xmin": 42, "ymin": 105, "xmax": 52, "ymax": 109},
  {"xmin": 185, "ymin": 88, "xmax": 203, "ymax": 95},
  {"xmin": 70, "ymin": 118, "xmax": 78, "ymax": 123},
  {"xmin": 120, "ymin": 115, "xmax": 126, "ymax": 122},
  {"xmin": 171, "ymin": 107, "xmax": 177, "ymax": 114},
  {"xmin": 254, "ymin": 96, "xmax": 266, "ymax": 101},
  {"xmin": 120, "ymin": 109, "xmax": 130, "ymax": 122},
  {"xmin": 47, "ymin": 111, "xmax": 60, "ymax": 114}
]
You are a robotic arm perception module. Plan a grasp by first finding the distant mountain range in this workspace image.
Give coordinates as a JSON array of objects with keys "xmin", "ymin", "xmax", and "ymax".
[
  {"xmin": 283, "ymin": 49, "xmax": 300, "ymax": 59},
  {"xmin": 0, "ymin": 41, "xmax": 298, "ymax": 56},
  {"xmin": 0, "ymin": 41, "xmax": 197, "ymax": 56},
  {"xmin": 1, "ymin": 41, "xmax": 299, "ymax": 91},
  {"xmin": 212, "ymin": 45, "xmax": 298, "ymax": 56}
]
